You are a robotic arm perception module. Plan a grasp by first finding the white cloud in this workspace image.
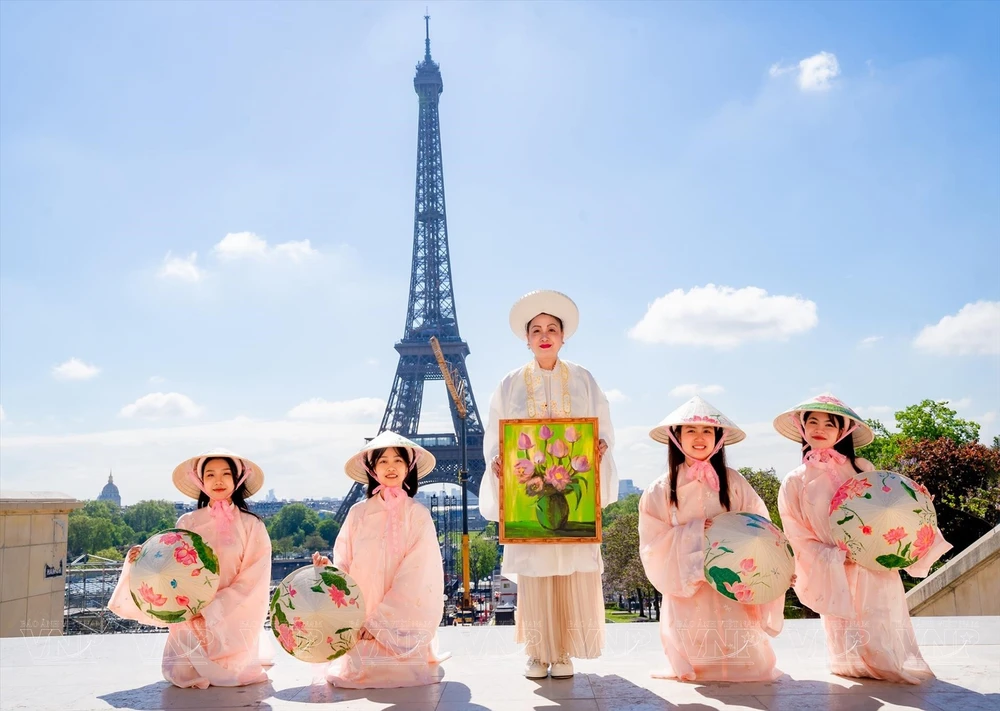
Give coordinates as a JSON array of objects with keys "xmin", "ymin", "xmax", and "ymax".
[
  {"xmin": 287, "ymin": 397, "xmax": 386, "ymax": 421},
  {"xmin": 0, "ymin": 416, "xmax": 382, "ymax": 502},
  {"xmin": 158, "ymin": 251, "xmax": 204, "ymax": 282},
  {"xmin": 605, "ymin": 389, "xmax": 628, "ymax": 403},
  {"xmin": 120, "ymin": 392, "xmax": 202, "ymax": 419},
  {"xmin": 149, "ymin": 376, "xmax": 165, "ymax": 384},
  {"xmin": 668, "ymin": 384, "xmax": 725, "ymax": 398},
  {"xmin": 981, "ymin": 411, "xmax": 997, "ymax": 426},
  {"xmin": 946, "ymin": 397, "xmax": 973, "ymax": 412},
  {"xmin": 769, "ymin": 51, "xmax": 841, "ymax": 92},
  {"xmin": 857, "ymin": 405, "xmax": 893, "ymax": 418},
  {"xmin": 213, "ymin": 232, "xmax": 319, "ymax": 262},
  {"xmin": 52, "ymin": 358, "xmax": 101, "ymax": 381},
  {"xmin": 859, "ymin": 336, "xmax": 882, "ymax": 348},
  {"xmin": 914, "ymin": 301, "xmax": 1000, "ymax": 356},
  {"xmin": 628, "ymin": 284, "xmax": 818, "ymax": 349}
]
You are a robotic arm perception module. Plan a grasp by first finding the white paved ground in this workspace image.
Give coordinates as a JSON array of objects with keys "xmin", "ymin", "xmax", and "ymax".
[{"xmin": 1, "ymin": 618, "xmax": 997, "ymax": 710}]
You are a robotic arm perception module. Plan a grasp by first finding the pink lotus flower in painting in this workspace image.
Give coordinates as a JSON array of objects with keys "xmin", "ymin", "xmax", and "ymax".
[
  {"xmin": 174, "ymin": 543, "xmax": 199, "ymax": 566},
  {"xmin": 532, "ymin": 451, "xmax": 545, "ymax": 465},
  {"xmin": 138, "ymin": 582, "xmax": 167, "ymax": 607},
  {"xmin": 814, "ymin": 395, "xmax": 845, "ymax": 406},
  {"xmin": 518, "ymin": 433, "xmax": 533, "ymax": 450},
  {"xmin": 175, "ymin": 595, "xmax": 190, "ymax": 607},
  {"xmin": 724, "ymin": 581, "xmax": 754, "ymax": 603},
  {"xmin": 564, "ymin": 426, "xmax": 581, "ymax": 443},
  {"xmin": 571, "ymin": 455, "xmax": 591, "ymax": 473},
  {"xmin": 548, "ymin": 439, "xmax": 569, "ymax": 458},
  {"xmin": 545, "ymin": 465, "xmax": 571, "ymax": 491},
  {"xmin": 328, "ymin": 586, "xmax": 348, "ymax": 607},
  {"xmin": 514, "ymin": 459, "xmax": 535, "ymax": 483},
  {"xmin": 913, "ymin": 525, "xmax": 936, "ymax": 559},
  {"xmin": 883, "ymin": 527, "xmax": 907, "ymax": 545},
  {"xmin": 739, "ymin": 558, "xmax": 756, "ymax": 574},
  {"xmin": 276, "ymin": 623, "xmax": 296, "ymax": 653},
  {"xmin": 159, "ymin": 532, "xmax": 182, "ymax": 545},
  {"xmin": 539, "ymin": 425, "xmax": 553, "ymax": 440},
  {"xmin": 526, "ymin": 478, "xmax": 544, "ymax": 495}
]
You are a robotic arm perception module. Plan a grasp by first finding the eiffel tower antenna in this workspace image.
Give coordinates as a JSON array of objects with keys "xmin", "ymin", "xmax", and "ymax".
[{"xmin": 334, "ymin": 17, "xmax": 485, "ymax": 532}]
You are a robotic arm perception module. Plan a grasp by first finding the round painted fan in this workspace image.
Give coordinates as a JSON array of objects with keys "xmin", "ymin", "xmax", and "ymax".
[
  {"xmin": 704, "ymin": 511, "xmax": 794, "ymax": 605},
  {"xmin": 129, "ymin": 529, "xmax": 220, "ymax": 624},
  {"xmin": 829, "ymin": 470, "xmax": 940, "ymax": 571},
  {"xmin": 270, "ymin": 564, "xmax": 366, "ymax": 663}
]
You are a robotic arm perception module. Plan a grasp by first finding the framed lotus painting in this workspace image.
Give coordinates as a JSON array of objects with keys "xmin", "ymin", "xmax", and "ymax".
[{"xmin": 498, "ymin": 418, "xmax": 602, "ymax": 544}]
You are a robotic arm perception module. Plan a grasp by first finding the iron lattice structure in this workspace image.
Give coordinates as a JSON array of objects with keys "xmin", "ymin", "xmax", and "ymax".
[{"xmin": 334, "ymin": 18, "xmax": 485, "ymax": 525}]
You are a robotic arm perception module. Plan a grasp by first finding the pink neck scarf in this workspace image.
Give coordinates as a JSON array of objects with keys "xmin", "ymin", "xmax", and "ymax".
[
  {"xmin": 667, "ymin": 428, "xmax": 723, "ymax": 492},
  {"xmin": 797, "ymin": 415, "xmax": 857, "ymax": 473}
]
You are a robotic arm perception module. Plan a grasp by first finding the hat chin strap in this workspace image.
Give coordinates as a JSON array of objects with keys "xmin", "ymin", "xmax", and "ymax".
[
  {"xmin": 666, "ymin": 427, "xmax": 725, "ymax": 462},
  {"xmin": 796, "ymin": 413, "xmax": 858, "ymax": 449}
]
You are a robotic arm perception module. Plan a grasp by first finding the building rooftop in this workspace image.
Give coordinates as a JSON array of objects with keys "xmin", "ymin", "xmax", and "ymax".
[{"xmin": 0, "ymin": 617, "xmax": 996, "ymax": 710}]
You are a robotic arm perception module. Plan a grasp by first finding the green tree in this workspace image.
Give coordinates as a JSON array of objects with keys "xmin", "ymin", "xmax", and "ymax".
[
  {"xmin": 92, "ymin": 547, "xmax": 124, "ymax": 562},
  {"xmin": 895, "ymin": 400, "xmax": 980, "ymax": 445},
  {"xmin": 739, "ymin": 467, "xmax": 782, "ymax": 529},
  {"xmin": 857, "ymin": 419, "xmax": 905, "ymax": 470},
  {"xmin": 454, "ymin": 534, "xmax": 499, "ymax": 592},
  {"xmin": 317, "ymin": 518, "xmax": 340, "ymax": 548},
  {"xmin": 267, "ymin": 503, "xmax": 320, "ymax": 546},
  {"xmin": 601, "ymin": 510, "xmax": 659, "ymax": 620},
  {"xmin": 124, "ymin": 500, "xmax": 177, "ymax": 538},
  {"xmin": 302, "ymin": 532, "xmax": 328, "ymax": 553},
  {"xmin": 67, "ymin": 515, "xmax": 116, "ymax": 558},
  {"xmin": 603, "ymin": 493, "xmax": 640, "ymax": 529}
]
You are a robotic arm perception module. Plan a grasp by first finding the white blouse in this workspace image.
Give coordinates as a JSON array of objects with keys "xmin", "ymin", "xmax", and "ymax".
[{"xmin": 477, "ymin": 359, "xmax": 619, "ymax": 578}]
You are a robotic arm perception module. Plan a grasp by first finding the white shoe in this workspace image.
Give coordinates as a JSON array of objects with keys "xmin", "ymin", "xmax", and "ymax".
[
  {"xmin": 524, "ymin": 657, "xmax": 549, "ymax": 679},
  {"xmin": 550, "ymin": 653, "xmax": 574, "ymax": 679}
]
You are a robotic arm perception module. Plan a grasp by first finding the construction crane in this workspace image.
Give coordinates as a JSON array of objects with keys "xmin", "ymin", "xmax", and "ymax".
[{"xmin": 429, "ymin": 336, "xmax": 472, "ymax": 619}]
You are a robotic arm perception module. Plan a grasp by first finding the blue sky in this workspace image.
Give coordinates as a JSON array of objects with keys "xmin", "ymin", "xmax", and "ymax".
[{"xmin": 2, "ymin": 1, "xmax": 998, "ymax": 505}]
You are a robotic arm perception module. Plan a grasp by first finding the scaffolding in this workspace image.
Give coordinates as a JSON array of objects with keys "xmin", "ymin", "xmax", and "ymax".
[{"xmin": 63, "ymin": 555, "xmax": 162, "ymax": 635}]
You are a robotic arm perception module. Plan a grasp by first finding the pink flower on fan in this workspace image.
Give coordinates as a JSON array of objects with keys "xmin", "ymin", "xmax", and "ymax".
[
  {"xmin": 328, "ymin": 586, "xmax": 348, "ymax": 607},
  {"xmin": 289, "ymin": 588, "xmax": 297, "ymax": 597},
  {"xmin": 175, "ymin": 595, "xmax": 190, "ymax": 607},
  {"xmin": 293, "ymin": 617, "xmax": 306, "ymax": 631},
  {"xmin": 913, "ymin": 481, "xmax": 932, "ymax": 499},
  {"xmin": 545, "ymin": 465, "xmax": 571, "ymax": 491},
  {"xmin": 174, "ymin": 543, "xmax": 199, "ymax": 566},
  {"xmin": 739, "ymin": 558, "xmax": 756, "ymax": 574},
  {"xmin": 861, "ymin": 526, "xmax": 873, "ymax": 536},
  {"xmin": 532, "ymin": 451, "xmax": 545, "ymax": 465},
  {"xmin": 564, "ymin": 426, "xmax": 581, "ymax": 443},
  {"xmin": 571, "ymin": 455, "xmax": 591, "ymax": 473},
  {"xmin": 548, "ymin": 439, "xmax": 569, "ymax": 458},
  {"xmin": 138, "ymin": 582, "xmax": 167, "ymax": 607},
  {"xmin": 191, "ymin": 568, "xmax": 201, "ymax": 577},
  {"xmin": 326, "ymin": 636, "xmax": 334, "ymax": 645},
  {"xmin": 159, "ymin": 532, "xmax": 182, "ymax": 545},
  {"xmin": 514, "ymin": 459, "xmax": 535, "ymax": 483},
  {"xmin": 883, "ymin": 527, "xmax": 907, "ymax": 545},
  {"xmin": 830, "ymin": 477, "xmax": 872, "ymax": 514},
  {"xmin": 814, "ymin": 395, "xmax": 845, "ymax": 406},
  {"xmin": 526, "ymin": 478, "xmax": 544, "ymax": 495},
  {"xmin": 724, "ymin": 581, "xmax": 754, "ymax": 603},
  {"xmin": 913, "ymin": 525, "xmax": 936, "ymax": 559},
  {"xmin": 518, "ymin": 433, "xmax": 533, "ymax": 450},
  {"xmin": 276, "ymin": 623, "xmax": 296, "ymax": 653},
  {"xmin": 836, "ymin": 539, "xmax": 849, "ymax": 554},
  {"xmin": 882, "ymin": 485, "xmax": 891, "ymax": 493},
  {"xmin": 539, "ymin": 425, "xmax": 553, "ymax": 440}
]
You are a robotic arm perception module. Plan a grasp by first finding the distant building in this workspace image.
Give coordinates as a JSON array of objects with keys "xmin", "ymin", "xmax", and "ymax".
[
  {"xmin": 618, "ymin": 479, "xmax": 642, "ymax": 498},
  {"xmin": 97, "ymin": 472, "xmax": 121, "ymax": 507},
  {"xmin": 265, "ymin": 489, "xmax": 278, "ymax": 503}
]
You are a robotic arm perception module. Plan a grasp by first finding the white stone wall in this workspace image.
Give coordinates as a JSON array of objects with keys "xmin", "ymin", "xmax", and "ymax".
[{"xmin": 0, "ymin": 493, "xmax": 83, "ymax": 638}]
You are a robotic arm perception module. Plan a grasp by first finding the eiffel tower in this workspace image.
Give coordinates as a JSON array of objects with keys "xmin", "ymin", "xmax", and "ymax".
[{"xmin": 333, "ymin": 16, "xmax": 486, "ymax": 524}]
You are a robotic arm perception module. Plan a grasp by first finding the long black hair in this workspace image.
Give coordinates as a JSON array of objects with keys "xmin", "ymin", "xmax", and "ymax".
[
  {"xmin": 667, "ymin": 426, "xmax": 731, "ymax": 511},
  {"xmin": 364, "ymin": 447, "xmax": 418, "ymax": 499},
  {"xmin": 196, "ymin": 456, "xmax": 264, "ymax": 521},
  {"xmin": 800, "ymin": 411, "xmax": 863, "ymax": 474}
]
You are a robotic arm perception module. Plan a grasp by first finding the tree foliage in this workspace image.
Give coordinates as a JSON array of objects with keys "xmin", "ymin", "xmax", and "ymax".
[
  {"xmin": 739, "ymin": 467, "xmax": 782, "ymax": 530},
  {"xmin": 454, "ymin": 533, "xmax": 499, "ymax": 591}
]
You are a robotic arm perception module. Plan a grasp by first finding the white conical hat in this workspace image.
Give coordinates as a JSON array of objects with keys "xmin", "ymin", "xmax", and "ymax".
[
  {"xmin": 171, "ymin": 448, "xmax": 265, "ymax": 500},
  {"xmin": 829, "ymin": 470, "xmax": 945, "ymax": 572},
  {"xmin": 649, "ymin": 396, "xmax": 746, "ymax": 446},
  {"xmin": 509, "ymin": 290, "xmax": 579, "ymax": 341},
  {"xmin": 772, "ymin": 393, "xmax": 874, "ymax": 448},
  {"xmin": 344, "ymin": 431, "xmax": 436, "ymax": 483},
  {"xmin": 703, "ymin": 511, "xmax": 795, "ymax": 606},
  {"xmin": 270, "ymin": 564, "xmax": 366, "ymax": 663}
]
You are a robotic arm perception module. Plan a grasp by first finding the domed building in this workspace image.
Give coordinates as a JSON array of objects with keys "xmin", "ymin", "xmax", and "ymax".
[{"xmin": 97, "ymin": 471, "xmax": 121, "ymax": 508}]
